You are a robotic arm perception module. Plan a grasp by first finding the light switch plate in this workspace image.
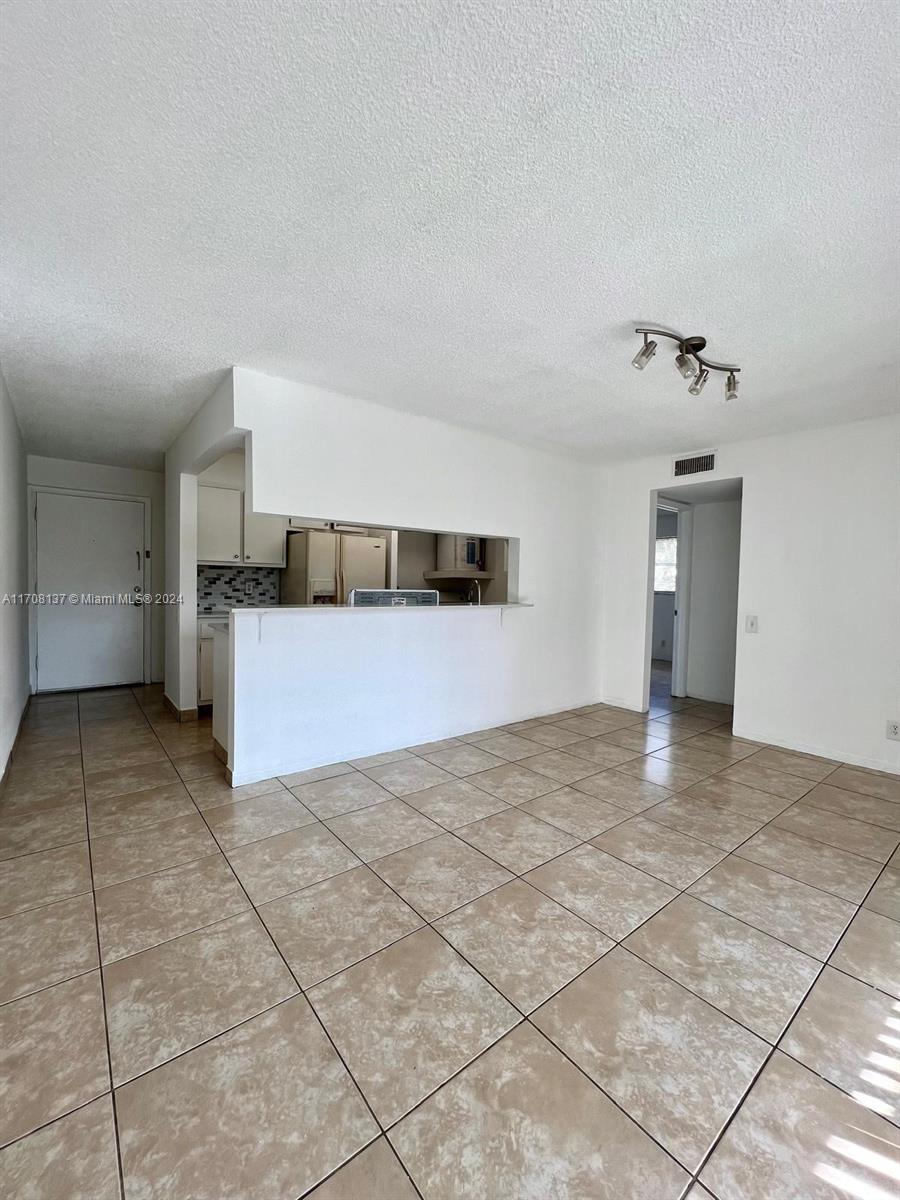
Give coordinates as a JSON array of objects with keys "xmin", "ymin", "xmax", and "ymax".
[{"xmin": 744, "ymin": 614, "xmax": 759, "ymax": 634}]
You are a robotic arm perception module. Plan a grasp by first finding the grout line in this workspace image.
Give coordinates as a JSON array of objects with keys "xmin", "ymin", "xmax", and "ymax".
[{"xmin": 76, "ymin": 691, "xmax": 128, "ymax": 1200}]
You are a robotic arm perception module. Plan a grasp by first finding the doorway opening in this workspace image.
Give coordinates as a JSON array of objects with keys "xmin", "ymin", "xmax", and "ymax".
[{"xmin": 646, "ymin": 477, "xmax": 743, "ymax": 708}]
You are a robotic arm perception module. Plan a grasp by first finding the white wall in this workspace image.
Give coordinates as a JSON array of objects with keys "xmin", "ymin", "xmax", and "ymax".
[
  {"xmin": 230, "ymin": 606, "xmax": 547, "ymax": 784},
  {"xmin": 26, "ymin": 456, "xmax": 166, "ymax": 681},
  {"xmin": 0, "ymin": 370, "xmax": 30, "ymax": 772},
  {"xmin": 685, "ymin": 500, "xmax": 741, "ymax": 704},
  {"xmin": 165, "ymin": 373, "xmax": 243, "ymax": 711},
  {"xmin": 598, "ymin": 414, "xmax": 900, "ymax": 771},
  {"xmin": 233, "ymin": 368, "xmax": 601, "ymax": 720}
]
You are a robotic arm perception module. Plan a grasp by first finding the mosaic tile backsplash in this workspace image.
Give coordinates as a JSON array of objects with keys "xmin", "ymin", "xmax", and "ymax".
[{"xmin": 197, "ymin": 565, "xmax": 280, "ymax": 613}]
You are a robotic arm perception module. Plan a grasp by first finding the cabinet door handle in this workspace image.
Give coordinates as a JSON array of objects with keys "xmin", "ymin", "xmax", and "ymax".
[{"xmin": 233, "ymin": 554, "xmax": 239, "ymax": 559}]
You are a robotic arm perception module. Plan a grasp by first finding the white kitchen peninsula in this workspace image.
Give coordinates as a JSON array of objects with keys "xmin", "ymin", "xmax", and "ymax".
[{"xmin": 216, "ymin": 603, "xmax": 539, "ymax": 786}]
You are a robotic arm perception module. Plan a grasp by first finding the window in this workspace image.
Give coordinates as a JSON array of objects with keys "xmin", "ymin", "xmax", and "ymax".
[{"xmin": 655, "ymin": 536, "xmax": 677, "ymax": 592}]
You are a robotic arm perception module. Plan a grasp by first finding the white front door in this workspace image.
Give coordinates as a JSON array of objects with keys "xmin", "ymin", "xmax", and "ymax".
[{"xmin": 35, "ymin": 492, "xmax": 145, "ymax": 691}]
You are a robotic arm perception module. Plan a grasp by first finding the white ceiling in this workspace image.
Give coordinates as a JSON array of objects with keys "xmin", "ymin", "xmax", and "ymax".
[{"xmin": 1, "ymin": 1, "xmax": 898, "ymax": 470}]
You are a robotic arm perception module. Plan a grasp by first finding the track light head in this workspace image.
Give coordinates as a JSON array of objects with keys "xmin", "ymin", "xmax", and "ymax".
[
  {"xmin": 725, "ymin": 372, "xmax": 739, "ymax": 402},
  {"xmin": 674, "ymin": 352, "xmax": 697, "ymax": 379},
  {"xmin": 632, "ymin": 338, "xmax": 657, "ymax": 370},
  {"xmin": 688, "ymin": 368, "xmax": 709, "ymax": 396}
]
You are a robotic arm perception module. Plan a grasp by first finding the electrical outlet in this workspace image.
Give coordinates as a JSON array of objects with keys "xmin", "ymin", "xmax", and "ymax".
[
  {"xmin": 744, "ymin": 614, "xmax": 759, "ymax": 634},
  {"xmin": 887, "ymin": 720, "xmax": 900, "ymax": 742},
  {"xmin": 244, "ymin": 582, "xmax": 253, "ymax": 596}
]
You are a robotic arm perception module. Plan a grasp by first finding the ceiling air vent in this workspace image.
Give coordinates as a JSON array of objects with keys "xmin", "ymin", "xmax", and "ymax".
[{"xmin": 672, "ymin": 450, "xmax": 716, "ymax": 478}]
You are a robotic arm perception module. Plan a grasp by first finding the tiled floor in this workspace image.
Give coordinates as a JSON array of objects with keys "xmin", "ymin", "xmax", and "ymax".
[{"xmin": 1, "ymin": 682, "xmax": 899, "ymax": 1199}]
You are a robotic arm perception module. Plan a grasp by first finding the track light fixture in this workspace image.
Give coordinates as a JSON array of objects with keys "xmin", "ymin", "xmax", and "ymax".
[
  {"xmin": 631, "ymin": 327, "xmax": 742, "ymax": 400},
  {"xmin": 688, "ymin": 368, "xmax": 709, "ymax": 396},
  {"xmin": 631, "ymin": 335, "xmax": 657, "ymax": 370}
]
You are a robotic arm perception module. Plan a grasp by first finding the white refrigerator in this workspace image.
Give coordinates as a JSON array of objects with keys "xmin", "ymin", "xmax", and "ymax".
[{"xmin": 282, "ymin": 530, "xmax": 387, "ymax": 605}]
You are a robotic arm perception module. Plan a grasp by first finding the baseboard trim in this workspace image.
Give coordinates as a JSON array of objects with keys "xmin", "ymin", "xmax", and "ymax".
[
  {"xmin": 213, "ymin": 738, "xmax": 227, "ymax": 764},
  {"xmin": 732, "ymin": 726, "xmax": 900, "ymax": 776},
  {"xmin": 163, "ymin": 693, "xmax": 198, "ymax": 723}
]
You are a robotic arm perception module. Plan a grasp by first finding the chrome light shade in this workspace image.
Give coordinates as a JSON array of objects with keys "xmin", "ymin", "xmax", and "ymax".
[
  {"xmin": 674, "ymin": 351, "xmax": 697, "ymax": 379},
  {"xmin": 631, "ymin": 339, "xmax": 657, "ymax": 370},
  {"xmin": 725, "ymin": 371, "xmax": 739, "ymax": 402},
  {"xmin": 688, "ymin": 368, "xmax": 709, "ymax": 396}
]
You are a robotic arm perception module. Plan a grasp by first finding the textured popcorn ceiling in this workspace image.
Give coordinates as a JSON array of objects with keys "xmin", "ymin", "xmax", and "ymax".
[{"xmin": 1, "ymin": 0, "xmax": 898, "ymax": 469}]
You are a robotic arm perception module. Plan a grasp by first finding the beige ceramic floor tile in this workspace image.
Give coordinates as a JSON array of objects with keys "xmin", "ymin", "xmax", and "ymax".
[
  {"xmin": 172, "ymin": 750, "xmax": 223, "ymax": 782},
  {"xmin": 456, "ymin": 726, "xmax": 504, "ymax": 744},
  {"xmin": 104, "ymin": 910, "xmax": 297, "ymax": 1083},
  {"xmin": 515, "ymin": 749, "xmax": 601, "ymax": 785},
  {"xmin": 688, "ymin": 856, "xmax": 855, "ymax": 960},
  {"xmin": 474, "ymin": 733, "xmax": 546, "ymax": 761},
  {"xmin": 422, "ymin": 744, "xmax": 508, "ymax": 776},
  {"xmin": 519, "ymin": 724, "xmax": 585, "ymax": 749},
  {"xmin": 555, "ymin": 715, "xmax": 630, "ymax": 739},
  {"xmin": 203, "ymin": 789, "xmax": 317, "ymax": 850},
  {"xmin": 456, "ymin": 807, "xmax": 580, "ymax": 874},
  {"xmin": 780, "ymin": 965, "xmax": 900, "ymax": 1123},
  {"xmin": 90, "ymin": 812, "xmax": 218, "ymax": 889},
  {"xmin": 519, "ymin": 786, "xmax": 630, "ymax": 838},
  {"xmin": 718, "ymin": 760, "xmax": 814, "ymax": 801},
  {"xmin": 390, "ymin": 1022, "xmax": 689, "ymax": 1199},
  {"xmin": 829, "ymin": 908, "xmax": 900, "ymax": 997},
  {"xmin": 591, "ymin": 816, "xmax": 726, "ymax": 888},
  {"xmin": 563, "ymin": 738, "xmax": 640, "ymax": 767},
  {"xmin": 525, "ymin": 844, "xmax": 677, "ymax": 940},
  {"xmin": 436, "ymin": 879, "xmax": 612, "ymax": 1012},
  {"xmin": 400, "ymin": 777, "xmax": 509, "ymax": 828},
  {"xmin": 309, "ymin": 927, "xmax": 518, "ymax": 1125},
  {"xmin": 306, "ymin": 1138, "xmax": 418, "ymax": 1200},
  {"xmin": 3, "ymin": 758, "xmax": 84, "ymax": 811},
  {"xmin": 802, "ymin": 782, "xmax": 900, "ymax": 831},
  {"xmin": 651, "ymin": 742, "xmax": 735, "ymax": 774},
  {"xmin": 642, "ymin": 794, "xmax": 762, "ymax": 851},
  {"xmin": 864, "ymin": 867, "xmax": 900, "ymax": 921},
  {"xmin": 680, "ymin": 732, "xmax": 759, "ymax": 761},
  {"xmin": 117, "ymin": 996, "xmax": 378, "ymax": 1200},
  {"xmin": 744, "ymin": 747, "xmax": 839, "ymax": 782},
  {"xmin": 701, "ymin": 1051, "xmax": 899, "ymax": 1200},
  {"xmin": 86, "ymin": 781, "xmax": 196, "ymax": 839},
  {"xmin": 96, "ymin": 853, "xmax": 250, "ymax": 962},
  {"xmin": 617, "ymin": 756, "xmax": 712, "ymax": 792},
  {"xmin": 533, "ymin": 947, "xmax": 768, "ymax": 1171},
  {"xmin": 370, "ymin": 833, "xmax": 513, "ymax": 921},
  {"xmin": 0, "ymin": 1095, "xmax": 121, "ymax": 1200},
  {"xmin": 572, "ymin": 769, "xmax": 671, "ymax": 813},
  {"xmin": 682, "ymin": 775, "xmax": 793, "ymax": 821},
  {"xmin": 775, "ymin": 803, "xmax": 899, "ymax": 863},
  {"xmin": 0, "ymin": 892, "xmax": 98, "ymax": 1002},
  {"xmin": 292, "ymin": 771, "xmax": 396, "ymax": 819},
  {"xmin": 598, "ymin": 727, "xmax": 671, "ymax": 754},
  {"xmin": 625, "ymin": 895, "xmax": 820, "ymax": 1041},
  {"xmin": 186, "ymin": 775, "xmax": 287, "ymax": 812},
  {"xmin": 362, "ymin": 758, "xmax": 456, "ymax": 797},
  {"xmin": 0, "ymin": 971, "xmax": 109, "ymax": 1146},
  {"xmin": 226, "ymin": 823, "xmax": 360, "ymax": 905},
  {"xmin": 278, "ymin": 761, "xmax": 354, "ymax": 788},
  {"xmin": 81, "ymin": 739, "xmax": 168, "ymax": 773},
  {"xmin": 467, "ymin": 761, "xmax": 559, "ymax": 804},
  {"xmin": 827, "ymin": 765, "xmax": 900, "ymax": 803},
  {"xmin": 0, "ymin": 841, "xmax": 91, "ymax": 917},
  {"xmin": 84, "ymin": 760, "xmax": 179, "ymax": 802},
  {"xmin": 736, "ymin": 825, "xmax": 882, "ymax": 902},
  {"xmin": 325, "ymin": 798, "xmax": 444, "ymax": 862},
  {"xmin": 0, "ymin": 802, "xmax": 86, "ymax": 862},
  {"xmin": 259, "ymin": 864, "xmax": 423, "ymax": 987}
]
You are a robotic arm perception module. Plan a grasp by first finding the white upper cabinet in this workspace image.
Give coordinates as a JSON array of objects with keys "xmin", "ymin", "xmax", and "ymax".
[
  {"xmin": 243, "ymin": 510, "xmax": 287, "ymax": 566},
  {"xmin": 198, "ymin": 486, "xmax": 242, "ymax": 563}
]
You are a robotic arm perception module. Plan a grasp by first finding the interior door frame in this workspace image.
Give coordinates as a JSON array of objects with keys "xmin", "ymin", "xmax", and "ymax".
[
  {"xmin": 28, "ymin": 486, "xmax": 152, "ymax": 692},
  {"xmin": 645, "ymin": 492, "xmax": 693, "ymax": 706}
]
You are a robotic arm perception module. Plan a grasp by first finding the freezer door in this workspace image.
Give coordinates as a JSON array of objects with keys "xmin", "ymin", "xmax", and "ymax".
[{"xmin": 339, "ymin": 536, "xmax": 387, "ymax": 603}]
